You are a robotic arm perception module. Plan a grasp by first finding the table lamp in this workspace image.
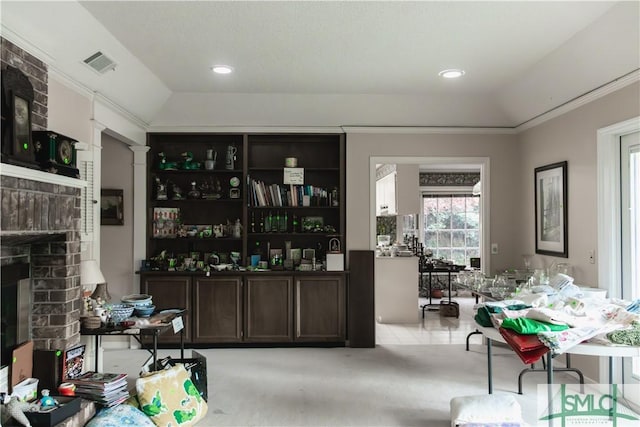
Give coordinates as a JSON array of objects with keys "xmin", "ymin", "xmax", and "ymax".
[{"xmin": 80, "ymin": 259, "xmax": 109, "ymax": 303}]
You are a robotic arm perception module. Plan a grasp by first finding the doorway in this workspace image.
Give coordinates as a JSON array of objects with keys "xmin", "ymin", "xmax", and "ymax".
[
  {"xmin": 369, "ymin": 156, "xmax": 490, "ymax": 272},
  {"xmin": 370, "ymin": 156, "xmax": 490, "ymax": 343}
]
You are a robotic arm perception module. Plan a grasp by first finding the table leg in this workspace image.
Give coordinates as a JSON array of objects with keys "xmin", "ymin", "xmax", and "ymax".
[
  {"xmin": 487, "ymin": 338, "xmax": 493, "ymax": 394},
  {"xmin": 153, "ymin": 330, "xmax": 158, "ymax": 369},
  {"xmin": 180, "ymin": 326, "xmax": 185, "ymax": 359},
  {"xmin": 95, "ymin": 335, "xmax": 100, "ymax": 372},
  {"xmin": 547, "ymin": 352, "xmax": 554, "ymax": 427}
]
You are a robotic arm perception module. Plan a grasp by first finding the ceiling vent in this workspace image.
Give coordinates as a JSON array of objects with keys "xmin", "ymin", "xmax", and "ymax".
[{"xmin": 83, "ymin": 51, "xmax": 117, "ymax": 74}]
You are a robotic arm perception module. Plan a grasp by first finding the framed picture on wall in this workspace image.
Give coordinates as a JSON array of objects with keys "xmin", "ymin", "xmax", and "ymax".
[
  {"xmin": 101, "ymin": 189, "xmax": 124, "ymax": 225},
  {"xmin": 534, "ymin": 161, "xmax": 568, "ymax": 257}
]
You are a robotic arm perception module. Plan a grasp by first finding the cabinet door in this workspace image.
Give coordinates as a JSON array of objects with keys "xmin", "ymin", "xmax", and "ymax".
[
  {"xmin": 142, "ymin": 276, "xmax": 191, "ymax": 343},
  {"xmin": 193, "ymin": 276, "xmax": 242, "ymax": 343},
  {"xmin": 244, "ymin": 275, "xmax": 293, "ymax": 342},
  {"xmin": 295, "ymin": 275, "xmax": 345, "ymax": 342}
]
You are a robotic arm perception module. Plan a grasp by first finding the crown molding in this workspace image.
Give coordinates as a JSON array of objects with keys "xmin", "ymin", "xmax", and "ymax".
[
  {"xmin": 0, "ymin": 24, "xmax": 55, "ymax": 65},
  {"xmin": 341, "ymin": 126, "xmax": 516, "ymax": 135},
  {"xmin": 147, "ymin": 125, "xmax": 344, "ymax": 134},
  {"xmin": 515, "ymin": 69, "xmax": 640, "ymax": 132}
]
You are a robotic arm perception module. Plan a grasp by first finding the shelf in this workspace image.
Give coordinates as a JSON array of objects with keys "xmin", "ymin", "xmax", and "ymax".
[
  {"xmin": 248, "ymin": 167, "xmax": 340, "ymax": 172},
  {"xmin": 152, "ymin": 198, "xmax": 244, "ymax": 203},
  {"xmin": 151, "ymin": 237, "xmax": 243, "ymax": 242},
  {"xmin": 248, "ymin": 233, "xmax": 341, "ymax": 238},
  {"xmin": 152, "ymin": 169, "xmax": 243, "ymax": 174},
  {"xmin": 248, "ymin": 205, "xmax": 338, "ymax": 209}
]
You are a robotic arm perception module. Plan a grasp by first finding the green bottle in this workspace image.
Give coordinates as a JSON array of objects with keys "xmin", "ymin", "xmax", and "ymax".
[
  {"xmin": 275, "ymin": 211, "xmax": 281, "ymax": 233},
  {"xmin": 292, "ymin": 214, "xmax": 299, "ymax": 233}
]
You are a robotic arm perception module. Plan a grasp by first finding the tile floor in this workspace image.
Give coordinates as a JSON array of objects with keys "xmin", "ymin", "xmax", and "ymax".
[{"xmin": 375, "ymin": 292, "xmax": 481, "ymax": 345}]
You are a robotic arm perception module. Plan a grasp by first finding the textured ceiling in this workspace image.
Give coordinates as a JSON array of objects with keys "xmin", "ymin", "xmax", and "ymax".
[
  {"xmin": 1, "ymin": 1, "xmax": 638, "ymax": 127},
  {"xmin": 79, "ymin": 1, "xmax": 615, "ymax": 94}
]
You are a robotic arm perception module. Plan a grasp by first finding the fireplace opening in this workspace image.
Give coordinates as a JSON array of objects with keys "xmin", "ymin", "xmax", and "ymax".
[{"xmin": 1, "ymin": 262, "xmax": 31, "ymax": 367}]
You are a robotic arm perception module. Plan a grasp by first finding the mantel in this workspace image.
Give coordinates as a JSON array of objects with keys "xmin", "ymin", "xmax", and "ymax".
[{"xmin": 0, "ymin": 163, "xmax": 86, "ymax": 189}]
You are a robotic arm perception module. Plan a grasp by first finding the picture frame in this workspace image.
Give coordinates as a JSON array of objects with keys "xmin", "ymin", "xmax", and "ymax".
[
  {"xmin": 101, "ymin": 189, "xmax": 124, "ymax": 225},
  {"xmin": 534, "ymin": 161, "xmax": 568, "ymax": 257}
]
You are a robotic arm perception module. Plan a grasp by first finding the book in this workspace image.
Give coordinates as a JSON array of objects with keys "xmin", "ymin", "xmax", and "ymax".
[{"xmin": 62, "ymin": 344, "xmax": 85, "ymax": 380}]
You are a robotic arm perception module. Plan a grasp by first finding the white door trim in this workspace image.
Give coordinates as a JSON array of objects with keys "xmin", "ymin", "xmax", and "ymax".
[{"xmin": 596, "ymin": 116, "xmax": 640, "ymax": 383}]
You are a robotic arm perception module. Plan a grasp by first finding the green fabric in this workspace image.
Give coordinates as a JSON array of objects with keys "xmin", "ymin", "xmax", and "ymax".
[
  {"xmin": 501, "ymin": 317, "xmax": 569, "ymax": 334},
  {"xmin": 607, "ymin": 322, "xmax": 640, "ymax": 345},
  {"xmin": 474, "ymin": 304, "xmax": 531, "ymax": 328},
  {"xmin": 474, "ymin": 306, "xmax": 494, "ymax": 327}
]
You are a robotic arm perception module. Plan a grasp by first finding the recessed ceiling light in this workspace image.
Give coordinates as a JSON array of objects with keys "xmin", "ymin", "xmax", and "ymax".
[
  {"xmin": 212, "ymin": 65, "xmax": 233, "ymax": 74},
  {"xmin": 438, "ymin": 69, "xmax": 465, "ymax": 79}
]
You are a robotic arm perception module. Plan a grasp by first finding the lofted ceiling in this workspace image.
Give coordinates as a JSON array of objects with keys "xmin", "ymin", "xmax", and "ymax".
[{"xmin": 1, "ymin": 1, "xmax": 638, "ymax": 128}]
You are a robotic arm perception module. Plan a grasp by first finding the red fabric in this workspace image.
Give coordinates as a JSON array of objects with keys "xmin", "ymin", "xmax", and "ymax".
[{"xmin": 499, "ymin": 327, "xmax": 549, "ymax": 364}]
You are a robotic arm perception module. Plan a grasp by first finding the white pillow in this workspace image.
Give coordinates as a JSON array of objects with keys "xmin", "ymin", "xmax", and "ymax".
[{"xmin": 450, "ymin": 394, "xmax": 523, "ymax": 427}]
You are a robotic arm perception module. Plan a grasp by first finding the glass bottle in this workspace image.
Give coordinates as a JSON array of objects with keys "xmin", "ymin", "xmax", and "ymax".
[
  {"xmin": 250, "ymin": 212, "xmax": 256, "ymax": 233},
  {"xmin": 282, "ymin": 211, "xmax": 288, "ymax": 232},
  {"xmin": 292, "ymin": 214, "xmax": 299, "ymax": 233},
  {"xmin": 187, "ymin": 181, "xmax": 201, "ymax": 199},
  {"xmin": 265, "ymin": 211, "xmax": 272, "ymax": 233},
  {"xmin": 275, "ymin": 211, "xmax": 280, "ymax": 233},
  {"xmin": 259, "ymin": 212, "xmax": 265, "ymax": 232}
]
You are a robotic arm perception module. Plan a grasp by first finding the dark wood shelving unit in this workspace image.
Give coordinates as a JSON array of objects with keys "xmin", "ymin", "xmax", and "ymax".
[{"xmin": 143, "ymin": 132, "xmax": 347, "ymax": 346}]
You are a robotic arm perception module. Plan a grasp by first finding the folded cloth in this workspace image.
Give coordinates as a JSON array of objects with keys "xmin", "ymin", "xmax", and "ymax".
[
  {"xmin": 475, "ymin": 304, "xmax": 530, "ymax": 328},
  {"xmin": 515, "ymin": 292, "xmax": 548, "ymax": 308},
  {"xmin": 526, "ymin": 307, "xmax": 576, "ymax": 326},
  {"xmin": 501, "ymin": 317, "xmax": 569, "ymax": 334},
  {"xmin": 499, "ymin": 327, "xmax": 549, "ymax": 364}
]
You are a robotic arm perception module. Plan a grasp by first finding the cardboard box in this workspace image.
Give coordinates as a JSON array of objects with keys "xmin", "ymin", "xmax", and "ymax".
[
  {"xmin": 10, "ymin": 340, "xmax": 33, "ymax": 390},
  {"xmin": 24, "ymin": 396, "xmax": 81, "ymax": 427}
]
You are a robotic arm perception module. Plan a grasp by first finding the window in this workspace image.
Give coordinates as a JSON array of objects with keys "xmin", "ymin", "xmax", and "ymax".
[{"xmin": 423, "ymin": 194, "xmax": 479, "ymax": 266}]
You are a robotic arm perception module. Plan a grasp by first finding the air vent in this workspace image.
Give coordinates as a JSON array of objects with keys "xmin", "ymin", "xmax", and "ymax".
[{"xmin": 83, "ymin": 51, "xmax": 117, "ymax": 74}]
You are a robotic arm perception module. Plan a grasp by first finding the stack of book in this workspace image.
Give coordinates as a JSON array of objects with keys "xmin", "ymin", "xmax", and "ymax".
[{"xmin": 65, "ymin": 371, "xmax": 129, "ymax": 407}]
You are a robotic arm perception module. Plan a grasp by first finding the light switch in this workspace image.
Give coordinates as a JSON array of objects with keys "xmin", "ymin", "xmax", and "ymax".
[{"xmin": 491, "ymin": 243, "xmax": 499, "ymax": 254}]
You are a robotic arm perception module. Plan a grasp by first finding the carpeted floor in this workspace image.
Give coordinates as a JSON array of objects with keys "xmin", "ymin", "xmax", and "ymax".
[
  {"xmin": 105, "ymin": 343, "xmax": 581, "ymax": 426},
  {"xmin": 102, "ymin": 296, "xmax": 582, "ymax": 426}
]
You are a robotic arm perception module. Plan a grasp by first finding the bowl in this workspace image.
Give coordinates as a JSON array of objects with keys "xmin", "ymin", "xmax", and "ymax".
[
  {"xmin": 134, "ymin": 305, "xmax": 156, "ymax": 317},
  {"xmin": 106, "ymin": 303, "xmax": 134, "ymax": 324},
  {"xmin": 121, "ymin": 294, "xmax": 153, "ymax": 308}
]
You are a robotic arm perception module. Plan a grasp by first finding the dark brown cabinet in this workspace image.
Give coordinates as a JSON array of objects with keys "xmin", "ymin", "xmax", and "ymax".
[
  {"xmin": 244, "ymin": 275, "xmax": 293, "ymax": 342},
  {"xmin": 142, "ymin": 276, "xmax": 191, "ymax": 343},
  {"xmin": 294, "ymin": 275, "xmax": 345, "ymax": 342},
  {"xmin": 193, "ymin": 276, "xmax": 242, "ymax": 343}
]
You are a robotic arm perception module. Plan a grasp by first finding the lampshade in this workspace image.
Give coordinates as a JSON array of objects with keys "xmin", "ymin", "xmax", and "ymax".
[{"xmin": 80, "ymin": 259, "xmax": 106, "ymax": 286}]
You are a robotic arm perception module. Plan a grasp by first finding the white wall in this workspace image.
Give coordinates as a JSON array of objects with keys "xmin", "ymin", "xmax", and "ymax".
[
  {"xmin": 100, "ymin": 133, "xmax": 135, "ymax": 302},
  {"xmin": 516, "ymin": 82, "xmax": 640, "ymax": 286},
  {"xmin": 47, "ymin": 78, "xmax": 93, "ymax": 148},
  {"xmin": 346, "ymin": 132, "xmax": 521, "ymax": 273},
  {"xmin": 515, "ymin": 82, "xmax": 640, "ymax": 381}
]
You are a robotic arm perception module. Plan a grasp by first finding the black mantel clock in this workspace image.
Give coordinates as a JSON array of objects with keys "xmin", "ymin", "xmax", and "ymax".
[
  {"xmin": 32, "ymin": 130, "xmax": 80, "ymax": 178},
  {"xmin": 1, "ymin": 66, "xmax": 38, "ymax": 168}
]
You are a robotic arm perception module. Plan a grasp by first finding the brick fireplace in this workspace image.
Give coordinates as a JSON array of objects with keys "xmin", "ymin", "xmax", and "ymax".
[
  {"xmin": 1, "ymin": 170, "xmax": 83, "ymax": 352},
  {"xmin": 1, "ymin": 36, "xmax": 84, "ymax": 353}
]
